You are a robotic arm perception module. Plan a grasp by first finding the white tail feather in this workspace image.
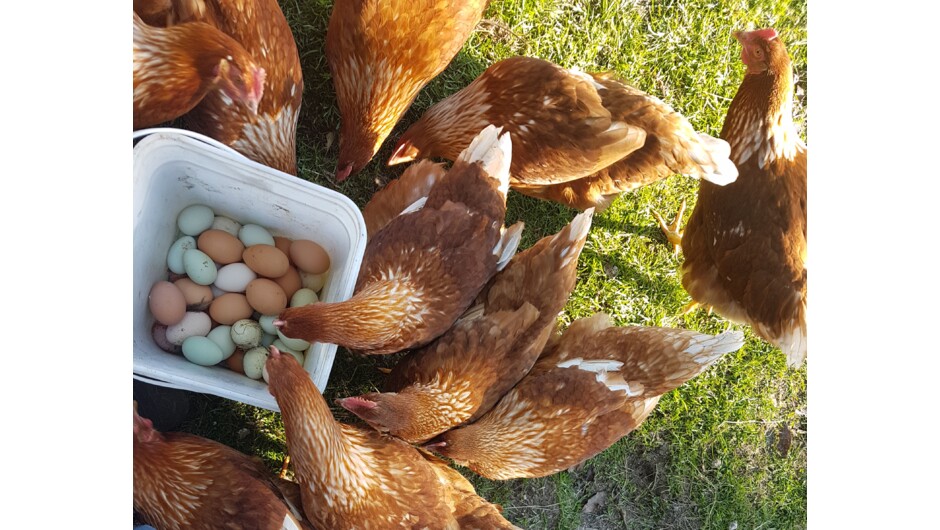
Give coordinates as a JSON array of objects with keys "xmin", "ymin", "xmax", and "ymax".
[
  {"xmin": 696, "ymin": 133, "xmax": 739, "ymax": 186},
  {"xmin": 398, "ymin": 196, "xmax": 427, "ymax": 217},
  {"xmin": 686, "ymin": 330, "xmax": 745, "ymax": 365},
  {"xmin": 493, "ymin": 221, "xmax": 524, "ymax": 271},
  {"xmin": 457, "ymin": 125, "xmax": 512, "ymax": 198}
]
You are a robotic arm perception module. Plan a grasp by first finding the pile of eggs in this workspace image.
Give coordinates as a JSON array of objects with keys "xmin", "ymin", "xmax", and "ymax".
[{"xmin": 148, "ymin": 204, "xmax": 331, "ymax": 384}]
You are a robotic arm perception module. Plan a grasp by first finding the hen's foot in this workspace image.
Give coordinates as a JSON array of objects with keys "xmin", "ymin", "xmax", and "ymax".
[
  {"xmin": 652, "ymin": 199, "xmax": 686, "ymax": 256},
  {"xmin": 682, "ymin": 301, "xmax": 713, "ymax": 316},
  {"xmin": 279, "ymin": 454, "xmax": 291, "ymax": 479}
]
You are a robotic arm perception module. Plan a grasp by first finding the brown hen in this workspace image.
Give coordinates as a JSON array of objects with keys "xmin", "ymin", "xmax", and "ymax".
[
  {"xmin": 133, "ymin": 403, "xmax": 311, "ymax": 530},
  {"xmin": 664, "ymin": 28, "xmax": 807, "ymax": 366},
  {"xmin": 155, "ymin": 0, "xmax": 304, "ymax": 174},
  {"xmin": 389, "ymin": 56, "xmax": 737, "ymax": 210},
  {"xmin": 275, "ymin": 126, "xmax": 521, "ymax": 355},
  {"xmin": 424, "ymin": 452, "xmax": 522, "ymax": 529},
  {"xmin": 327, "ymin": 0, "xmax": 490, "ymax": 180},
  {"xmin": 133, "ymin": 12, "xmax": 264, "ymax": 130},
  {"xmin": 338, "ymin": 209, "xmax": 595, "ymax": 443},
  {"xmin": 426, "ymin": 314, "xmax": 744, "ymax": 480},
  {"xmin": 265, "ymin": 346, "xmax": 463, "ymax": 529}
]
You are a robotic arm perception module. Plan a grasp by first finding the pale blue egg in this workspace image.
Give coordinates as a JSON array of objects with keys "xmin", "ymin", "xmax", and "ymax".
[
  {"xmin": 182, "ymin": 336, "xmax": 224, "ymax": 366},
  {"xmin": 238, "ymin": 224, "xmax": 276, "ymax": 247},
  {"xmin": 167, "ymin": 236, "xmax": 196, "ymax": 275},
  {"xmin": 183, "ymin": 249, "xmax": 218, "ymax": 285},
  {"xmin": 177, "ymin": 204, "xmax": 215, "ymax": 236},
  {"xmin": 206, "ymin": 325, "xmax": 236, "ymax": 360}
]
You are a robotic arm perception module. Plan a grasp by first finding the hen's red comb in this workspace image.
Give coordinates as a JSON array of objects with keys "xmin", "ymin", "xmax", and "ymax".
[{"xmin": 337, "ymin": 396, "xmax": 378, "ymax": 411}]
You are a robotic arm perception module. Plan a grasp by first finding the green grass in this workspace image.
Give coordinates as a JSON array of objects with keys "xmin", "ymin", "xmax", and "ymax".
[{"xmin": 170, "ymin": 1, "xmax": 808, "ymax": 528}]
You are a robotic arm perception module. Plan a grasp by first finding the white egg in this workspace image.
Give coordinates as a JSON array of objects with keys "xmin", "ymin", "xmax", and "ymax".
[
  {"xmin": 211, "ymin": 215, "xmax": 242, "ymax": 237},
  {"xmin": 214, "ymin": 263, "xmax": 257, "ymax": 292},
  {"xmin": 165, "ymin": 311, "xmax": 212, "ymax": 345}
]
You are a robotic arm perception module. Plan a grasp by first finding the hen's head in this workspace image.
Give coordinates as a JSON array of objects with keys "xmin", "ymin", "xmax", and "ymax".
[
  {"xmin": 335, "ymin": 393, "xmax": 404, "ymax": 433},
  {"xmin": 335, "ymin": 128, "xmax": 384, "ymax": 182},
  {"xmin": 735, "ymin": 28, "xmax": 791, "ymax": 76},
  {"xmin": 133, "ymin": 402, "xmax": 161, "ymax": 444},
  {"xmin": 423, "ymin": 426, "xmax": 480, "ymax": 469},
  {"xmin": 216, "ymin": 55, "xmax": 266, "ymax": 115}
]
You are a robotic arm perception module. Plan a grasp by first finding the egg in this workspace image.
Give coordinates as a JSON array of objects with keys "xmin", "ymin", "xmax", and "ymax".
[
  {"xmin": 238, "ymin": 224, "xmax": 275, "ymax": 247},
  {"xmin": 274, "ymin": 236, "xmax": 293, "ymax": 257},
  {"xmin": 230, "ymin": 319, "xmax": 263, "ymax": 349},
  {"xmin": 198, "ymin": 229, "xmax": 245, "ymax": 265},
  {"xmin": 167, "ymin": 236, "xmax": 197, "ymax": 275},
  {"xmin": 225, "ymin": 349, "xmax": 246, "ymax": 374},
  {"xmin": 243, "ymin": 244, "xmax": 290, "ymax": 278},
  {"xmin": 209, "ymin": 293, "xmax": 253, "ymax": 325},
  {"xmin": 258, "ymin": 314, "xmax": 279, "ymax": 335},
  {"xmin": 289, "ymin": 239, "xmax": 331, "ymax": 274},
  {"xmin": 272, "ymin": 339, "xmax": 305, "ymax": 366},
  {"xmin": 173, "ymin": 278, "xmax": 214, "ymax": 310},
  {"xmin": 149, "ymin": 281, "xmax": 187, "ymax": 326},
  {"xmin": 214, "ymin": 263, "xmax": 257, "ymax": 292},
  {"xmin": 182, "ymin": 336, "xmax": 225, "ymax": 366},
  {"xmin": 276, "ymin": 329, "xmax": 310, "ymax": 352},
  {"xmin": 206, "ymin": 325, "xmax": 237, "ymax": 360},
  {"xmin": 290, "ymin": 288, "xmax": 319, "ymax": 307},
  {"xmin": 261, "ymin": 332, "xmax": 277, "ymax": 348},
  {"xmin": 242, "ymin": 347, "xmax": 269, "ymax": 380},
  {"xmin": 165, "ymin": 311, "xmax": 212, "ymax": 345},
  {"xmin": 152, "ymin": 323, "xmax": 180, "ymax": 354},
  {"xmin": 177, "ymin": 204, "xmax": 215, "ymax": 236},
  {"xmin": 299, "ymin": 270, "xmax": 327, "ymax": 292},
  {"xmin": 273, "ymin": 265, "xmax": 302, "ymax": 299},
  {"xmin": 211, "ymin": 215, "xmax": 242, "ymax": 237},
  {"xmin": 246, "ymin": 278, "xmax": 288, "ymax": 315},
  {"xmin": 182, "ymin": 249, "xmax": 218, "ymax": 285}
]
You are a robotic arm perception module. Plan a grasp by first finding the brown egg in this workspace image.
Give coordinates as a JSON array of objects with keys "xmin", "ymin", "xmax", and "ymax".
[
  {"xmin": 208, "ymin": 293, "xmax": 254, "ymax": 325},
  {"xmin": 242, "ymin": 244, "xmax": 290, "ymax": 278},
  {"xmin": 273, "ymin": 265, "xmax": 302, "ymax": 299},
  {"xmin": 289, "ymin": 239, "xmax": 331, "ymax": 274},
  {"xmin": 173, "ymin": 277, "xmax": 214, "ymax": 310},
  {"xmin": 197, "ymin": 229, "xmax": 245, "ymax": 265},
  {"xmin": 149, "ymin": 281, "xmax": 187, "ymax": 326},
  {"xmin": 274, "ymin": 236, "xmax": 293, "ymax": 258},
  {"xmin": 245, "ymin": 278, "xmax": 288, "ymax": 315},
  {"xmin": 225, "ymin": 349, "xmax": 246, "ymax": 374}
]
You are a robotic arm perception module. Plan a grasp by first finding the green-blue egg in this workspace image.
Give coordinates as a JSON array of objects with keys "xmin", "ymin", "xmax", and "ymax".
[
  {"xmin": 258, "ymin": 315, "xmax": 279, "ymax": 335},
  {"xmin": 177, "ymin": 204, "xmax": 215, "ymax": 236},
  {"xmin": 183, "ymin": 249, "xmax": 218, "ymax": 285},
  {"xmin": 182, "ymin": 336, "xmax": 224, "ymax": 366},
  {"xmin": 261, "ymin": 332, "xmax": 277, "ymax": 348},
  {"xmin": 238, "ymin": 224, "xmax": 276, "ymax": 247},
  {"xmin": 243, "ymin": 347, "xmax": 268, "ymax": 380},
  {"xmin": 277, "ymin": 329, "xmax": 310, "ymax": 351},
  {"xmin": 206, "ymin": 325, "xmax": 236, "ymax": 360},
  {"xmin": 167, "ymin": 236, "xmax": 196, "ymax": 275},
  {"xmin": 290, "ymin": 288, "xmax": 319, "ymax": 307},
  {"xmin": 230, "ymin": 319, "xmax": 263, "ymax": 349}
]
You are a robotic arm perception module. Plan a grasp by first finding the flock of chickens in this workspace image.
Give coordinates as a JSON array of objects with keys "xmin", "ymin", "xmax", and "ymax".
[{"xmin": 133, "ymin": 1, "xmax": 807, "ymax": 529}]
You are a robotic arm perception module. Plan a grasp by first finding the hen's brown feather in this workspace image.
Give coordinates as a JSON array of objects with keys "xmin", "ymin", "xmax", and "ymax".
[
  {"xmin": 174, "ymin": 0, "xmax": 304, "ymax": 173},
  {"xmin": 362, "ymin": 160, "xmax": 448, "ymax": 238},
  {"xmin": 680, "ymin": 29, "xmax": 807, "ymax": 366},
  {"xmin": 431, "ymin": 315, "xmax": 743, "ymax": 480},
  {"xmin": 393, "ymin": 56, "xmax": 736, "ymax": 210},
  {"xmin": 327, "ymin": 0, "xmax": 489, "ymax": 178},
  {"xmin": 277, "ymin": 127, "xmax": 512, "ymax": 355},
  {"xmin": 265, "ymin": 348, "xmax": 459, "ymax": 530},
  {"xmin": 133, "ymin": 13, "xmax": 260, "ymax": 130},
  {"xmin": 133, "ymin": 407, "xmax": 311, "ymax": 530}
]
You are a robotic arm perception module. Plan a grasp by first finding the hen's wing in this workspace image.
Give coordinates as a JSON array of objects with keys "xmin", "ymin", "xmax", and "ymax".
[{"xmin": 363, "ymin": 160, "xmax": 447, "ymax": 238}]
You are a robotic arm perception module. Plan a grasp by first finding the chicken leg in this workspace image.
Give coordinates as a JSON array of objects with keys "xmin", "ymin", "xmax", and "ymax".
[{"xmin": 652, "ymin": 199, "xmax": 685, "ymax": 256}]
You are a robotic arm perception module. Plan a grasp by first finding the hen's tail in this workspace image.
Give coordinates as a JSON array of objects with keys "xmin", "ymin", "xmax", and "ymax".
[
  {"xmin": 689, "ymin": 133, "xmax": 738, "ymax": 186},
  {"xmin": 457, "ymin": 125, "xmax": 512, "ymax": 199}
]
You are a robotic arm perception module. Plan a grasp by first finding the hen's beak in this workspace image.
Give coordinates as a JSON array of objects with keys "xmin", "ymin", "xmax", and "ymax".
[
  {"xmin": 423, "ymin": 441, "xmax": 447, "ymax": 452},
  {"xmin": 335, "ymin": 163, "xmax": 354, "ymax": 182},
  {"xmin": 388, "ymin": 141, "xmax": 419, "ymax": 166}
]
